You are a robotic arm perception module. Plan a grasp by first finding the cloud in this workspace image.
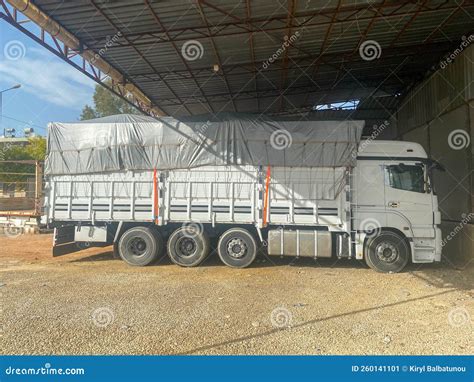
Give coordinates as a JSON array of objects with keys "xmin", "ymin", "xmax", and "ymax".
[{"xmin": 0, "ymin": 46, "xmax": 95, "ymax": 109}]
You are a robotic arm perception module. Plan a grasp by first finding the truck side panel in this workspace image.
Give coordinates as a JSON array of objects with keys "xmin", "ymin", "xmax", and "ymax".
[{"xmin": 45, "ymin": 165, "xmax": 349, "ymax": 230}]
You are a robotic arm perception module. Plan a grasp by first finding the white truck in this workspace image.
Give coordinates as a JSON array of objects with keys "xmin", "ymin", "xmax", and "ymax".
[{"xmin": 45, "ymin": 114, "xmax": 443, "ymax": 273}]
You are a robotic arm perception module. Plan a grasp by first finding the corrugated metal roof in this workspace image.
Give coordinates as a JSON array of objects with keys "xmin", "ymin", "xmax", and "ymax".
[{"xmin": 28, "ymin": 0, "xmax": 474, "ymax": 116}]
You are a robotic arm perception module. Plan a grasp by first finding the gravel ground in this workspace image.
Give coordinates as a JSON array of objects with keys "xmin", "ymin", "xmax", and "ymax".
[{"xmin": 0, "ymin": 234, "xmax": 472, "ymax": 355}]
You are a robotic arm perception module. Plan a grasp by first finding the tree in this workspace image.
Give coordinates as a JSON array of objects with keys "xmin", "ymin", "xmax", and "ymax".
[
  {"xmin": 80, "ymin": 105, "xmax": 97, "ymax": 120},
  {"xmin": 24, "ymin": 137, "xmax": 47, "ymax": 161},
  {"xmin": 80, "ymin": 80, "xmax": 142, "ymax": 120}
]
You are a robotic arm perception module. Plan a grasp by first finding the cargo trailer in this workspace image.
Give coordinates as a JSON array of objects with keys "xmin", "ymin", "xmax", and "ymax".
[{"xmin": 45, "ymin": 114, "xmax": 443, "ymax": 273}]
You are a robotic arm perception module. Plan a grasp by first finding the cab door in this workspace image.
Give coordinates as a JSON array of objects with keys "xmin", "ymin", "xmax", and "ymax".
[{"xmin": 383, "ymin": 162, "xmax": 435, "ymax": 237}]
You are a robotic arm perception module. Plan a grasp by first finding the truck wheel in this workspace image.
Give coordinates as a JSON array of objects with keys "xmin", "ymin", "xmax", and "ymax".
[
  {"xmin": 117, "ymin": 226, "xmax": 163, "ymax": 266},
  {"xmin": 167, "ymin": 226, "xmax": 210, "ymax": 267},
  {"xmin": 217, "ymin": 228, "xmax": 257, "ymax": 268},
  {"xmin": 365, "ymin": 231, "xmax": 409, "ymax": 273}
]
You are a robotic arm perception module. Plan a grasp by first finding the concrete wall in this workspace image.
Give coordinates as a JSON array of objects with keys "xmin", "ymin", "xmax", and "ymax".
[{"xmin": 394, "ymin": 43, "xmax": 473, "ymax": 268}]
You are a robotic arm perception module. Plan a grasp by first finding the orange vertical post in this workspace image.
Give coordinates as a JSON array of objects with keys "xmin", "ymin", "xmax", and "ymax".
[{"xmin": 263, "ymin": 166, "xmax": 271, "ymax": 227}]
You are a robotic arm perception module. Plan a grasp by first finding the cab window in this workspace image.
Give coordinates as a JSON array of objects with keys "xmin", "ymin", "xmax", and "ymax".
[{"xmin": 385, "ymin": 164, "xmax": 424, "ymax": 193}]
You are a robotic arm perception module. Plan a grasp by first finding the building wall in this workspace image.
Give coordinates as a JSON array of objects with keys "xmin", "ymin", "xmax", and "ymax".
[{"xmin": 395, "ymin": 43, "xmax": 473, "ymax": 267}]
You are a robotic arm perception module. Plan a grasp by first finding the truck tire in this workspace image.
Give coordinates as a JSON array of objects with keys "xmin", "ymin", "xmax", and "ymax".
[
  {"xmin": 167, "ymin": 226, "xmax": 210, "ymax": 267},
  {"xmin": 364, "ymin": 231, "xmax": 409, "ymax": 273},
  {"xmin": 217, "ymin": 228, "xmax": 257, "ymax": 268},
  {"xmin": 117, "ymin": 226, "xmax": 163, "ymax": 266}
]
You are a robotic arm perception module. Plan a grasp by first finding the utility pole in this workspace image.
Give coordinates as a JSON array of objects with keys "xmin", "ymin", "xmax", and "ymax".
[{"xmin": 0, "ymin": 84, "xmax": 21, "ymax": 137}]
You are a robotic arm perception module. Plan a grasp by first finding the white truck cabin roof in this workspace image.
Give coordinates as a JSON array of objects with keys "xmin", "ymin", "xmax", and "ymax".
[{"xmin": 357, "ymin": 140, "xmax": 428, "ymax": 159}]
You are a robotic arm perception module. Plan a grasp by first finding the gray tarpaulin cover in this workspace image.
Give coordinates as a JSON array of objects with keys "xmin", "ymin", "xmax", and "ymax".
[{"xmin": 45, "ymin": 113, "xmax": 364, "ymax": 175}]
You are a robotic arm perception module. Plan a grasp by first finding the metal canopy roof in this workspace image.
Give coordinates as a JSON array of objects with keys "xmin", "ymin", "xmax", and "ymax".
[{"xmin": 3, "ymin": 0, "xmax": 474, "ymax": 117}]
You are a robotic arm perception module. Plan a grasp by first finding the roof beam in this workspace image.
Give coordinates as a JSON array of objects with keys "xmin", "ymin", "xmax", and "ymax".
[
  {"xmin": 130, "ymin": 41, "xmax": 455, "ymax": 79},
  {"xmin": 4, "ymin": 0, "xmax": 166, "ymax": 116},
  {"xmin": 278, "ymin": 0, "xmax": 297, "ymax": 112},
  {"xmin": 328, "ymin": 0, "xmax": 389, "ymax": 90},
  {"xmin": 388, "ymin": 0, "xmax": 429, "ymax": 49},
  {"xmin": 195, "ymin": 0, "xmax": 237, "ymax": 112},
  {"xmin": 88, "ymin": 0, "xmax": 192, "ymax": 115},
  {"xmin": 423, "ymin": 0, "xmax": 468, "ymax": 43},
  {"xmin": 246, "ymin": 0, "xmax": 259, "ymax": 112},
  {"xmin": 150, "ymin": 75, "xmax": 417, "ymax": 104},
  {"xmin": 82, "ymin": 2, "xmax": 470, "ymax": 50},
  {"xmin": 143, "ymin": 0, "xmax": 215, "ymax": 114}
]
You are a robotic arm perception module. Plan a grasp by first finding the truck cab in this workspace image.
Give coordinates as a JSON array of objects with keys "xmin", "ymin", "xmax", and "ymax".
[{"xmin": 354, "ymin": 140, "xmax": 443, "ymax": 272}]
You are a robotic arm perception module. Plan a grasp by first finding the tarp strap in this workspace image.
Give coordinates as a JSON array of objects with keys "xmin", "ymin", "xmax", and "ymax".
[{"xmin": 263, "ymin": 166, "xmax": 271, "ymax": 227}]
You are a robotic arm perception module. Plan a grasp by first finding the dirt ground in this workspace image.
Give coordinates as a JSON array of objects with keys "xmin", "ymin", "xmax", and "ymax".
[{"xmin": 0, "ymin": 233, "xmax": 472, "ymax": 355}]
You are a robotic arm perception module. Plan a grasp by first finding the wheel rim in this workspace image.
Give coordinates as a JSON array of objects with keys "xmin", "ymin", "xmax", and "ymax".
[
  {"xmin": 175, "ymin": 236, "xmax": 197, "ymax": 258},
  {"xmin": 129, "ymin": 237, "xmax": 147, "ymax": 257},
  {"xmin": 227, "ymin": 238, "xmax": 247, "ymax": 259},
  {"xmin": 375, "ymin": 242, "xmax": 398, "ymax": 263}
]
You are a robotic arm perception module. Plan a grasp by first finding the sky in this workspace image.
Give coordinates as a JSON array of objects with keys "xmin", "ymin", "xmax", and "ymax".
[{"xmin": 0, "ymin": 20, "xmax": 96, "ymax": 137}]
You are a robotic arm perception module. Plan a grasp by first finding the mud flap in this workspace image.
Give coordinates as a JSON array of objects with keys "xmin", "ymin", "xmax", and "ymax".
[{"xmin": 52, "ymin": 226, "xmax": 80, "ymax": 257}]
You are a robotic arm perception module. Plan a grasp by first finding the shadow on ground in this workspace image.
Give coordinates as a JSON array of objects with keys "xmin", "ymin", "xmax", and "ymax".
[
  {"xmin": 176, "ymin": 288, "xmax": 457, "ymax": 355},
  {"xmin": 69, "ymin": 244, "xmax": 473, "ymax": 292}
]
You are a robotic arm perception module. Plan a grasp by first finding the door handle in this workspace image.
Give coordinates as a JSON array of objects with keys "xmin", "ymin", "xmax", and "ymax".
[{"xmin": 388, "ymin": 201, "xmax": 399, "ymax": 208}]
